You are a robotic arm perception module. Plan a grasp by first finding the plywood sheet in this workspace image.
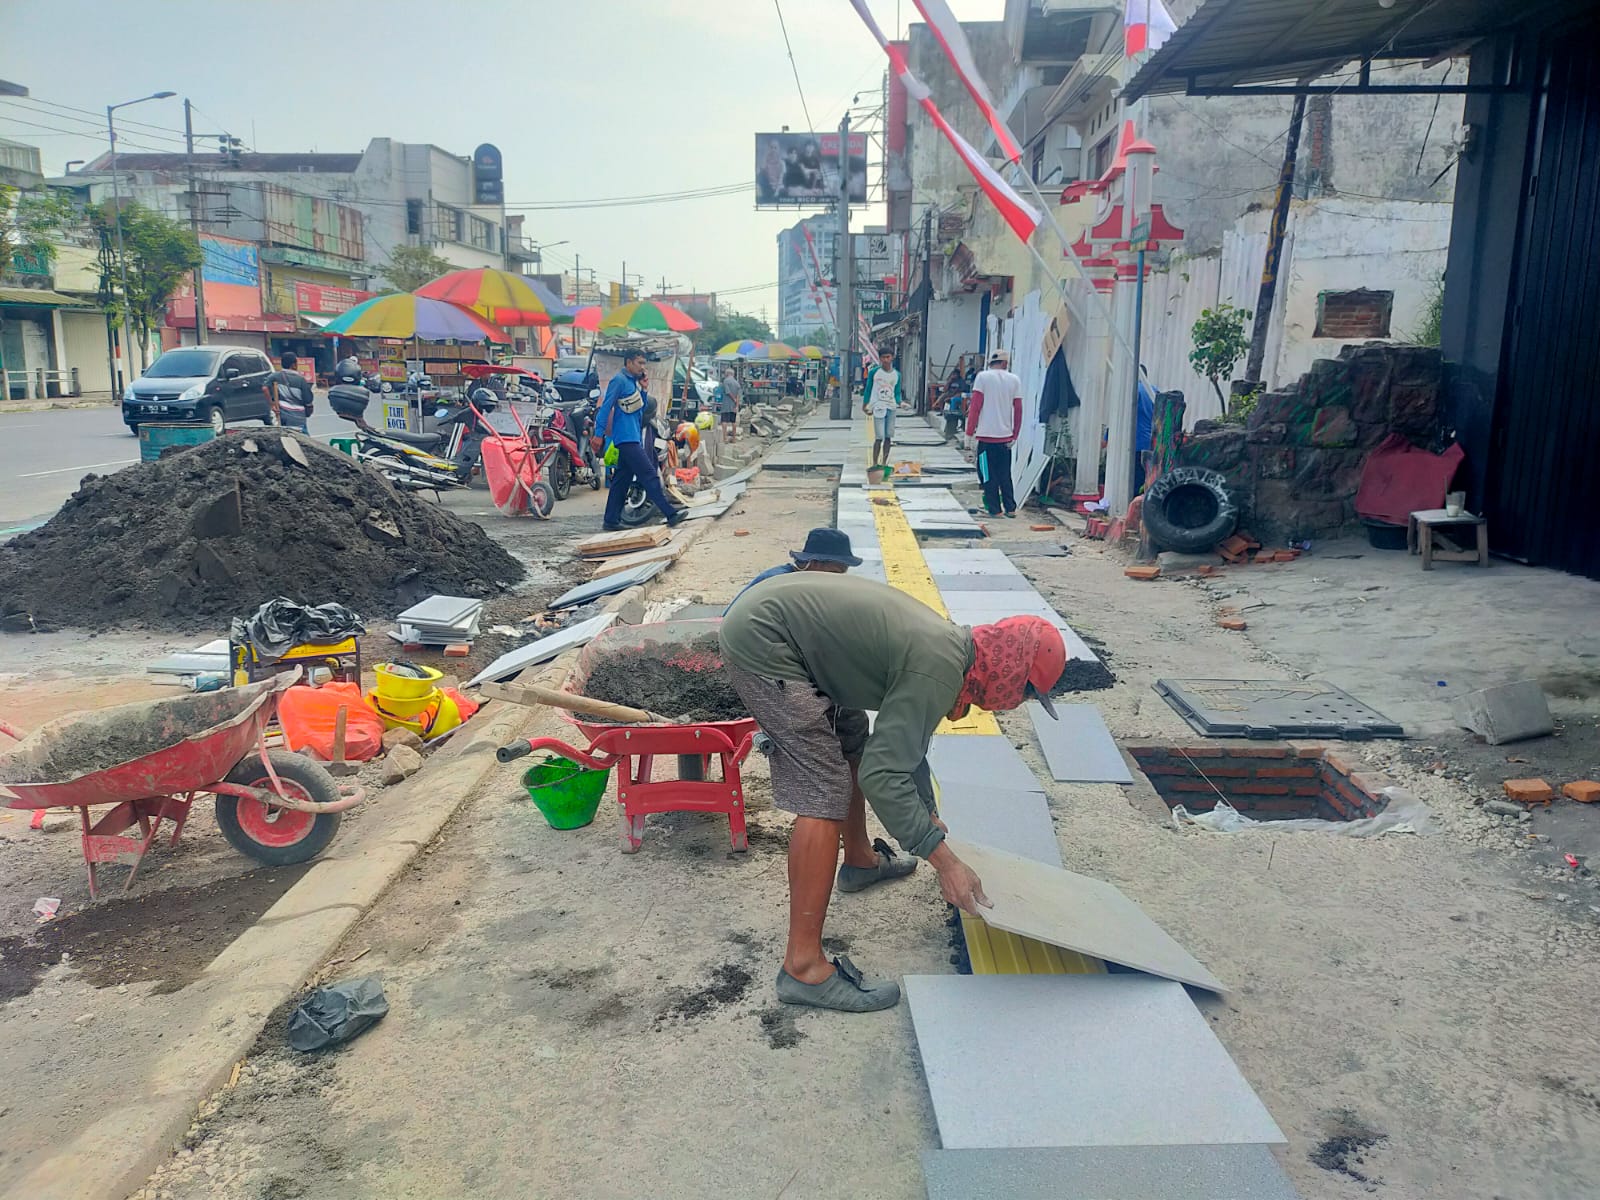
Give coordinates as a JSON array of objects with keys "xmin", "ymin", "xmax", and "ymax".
[
  {"xmin": 945, "ymin": 837, "xmax": 1225, "ymax": 994},
  {"xmin": 591, "ymin": 542, "xmax": 683, "ymax": 579},
  {"xmin": 905, "ymin": 974, "xmax": 1277, "ymax": 1149}
]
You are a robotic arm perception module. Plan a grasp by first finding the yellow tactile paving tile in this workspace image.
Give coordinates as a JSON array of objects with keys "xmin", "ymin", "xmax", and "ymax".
[{"xmin": 869, "ymin": 489, "xmax": 1101, "ymax": 978}]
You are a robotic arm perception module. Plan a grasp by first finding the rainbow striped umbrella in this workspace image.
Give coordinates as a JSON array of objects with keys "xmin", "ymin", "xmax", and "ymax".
[
  {"xmin": 716, "ymin": 339, "xmax": 765, "ymax": 358},
  {"xmin": 320, "ymin": 293, "xmax": 509, "ymax": 342},
  {"xmin": 596, "ymin": 299, "xmax": 701, "ymax": 332},
  {"xmin": 571, "ymin": 305, "xmax": 604, "ymax": 332},
  {"xmin": 415, "ymin": 268, "xmax": 573, "ymax": 326},
  {"xmin": 750, "ymin": 342, "xmax": 801, "ymax": 361},
  {"xmin": 798, "ymin": 345, "xmax": 824, "ymax": 359}
]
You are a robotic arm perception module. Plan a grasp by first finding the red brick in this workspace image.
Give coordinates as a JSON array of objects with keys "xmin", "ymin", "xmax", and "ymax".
[
  {"xmin": 1229, "ymin": 747, "xmax": 1293, "ymax": 759},
  {"xmin": 1257, "ymin": 766, "xmax": 1318, "ymax": 779},
  {"xmin": 444, "ymin": 643, "xmax": 471, "ymax": 658},
  {"xmin": 733, "ymin": 529, "xmax": 751, "ymax": 536},
  {"xmin": 1563, "ymin": 781, "xmax": 1600, "ymax": 804},
  {"xmin": 1322, "ymin": 751, "xmax": 1361, "ymax": 777},
  {"xmin": 1293, "ymin": 745, "xmax": 1326, "ymax": 759},
  {"xmin": 1233, "ymin": 782, "xmax": 1292, "ymax": 795},
  {"xmin": 1291, "ymin": 782, "xmax": 1325, "ymax": 797},
  {"xmin": 1139, "ymin": 764, "xmax": 1196, "ymax": 777},
  {"xmin": 1218, "ymin": 618, "xmax": 1248, "ymax": 631},
  {"xmin": 1173, "ymin": 746, "xmax": 1224, "ymax": 758},
  {"xmin": 1324, "ymin": 792, "xmax": 1354, "ymax": 818},
  {"xmin": 1029, "ymin": 524, "xmax": 1054, "ymax": 531},
  {"xmin": 1196, "ymin": 767, "xmax": 1251, "ymax": 778},
  {"xmin": 1170, "ymin": 780, "xmax": 1222, "ymax": 793},
  {"xmin": 1124, "ymin": 565, "xmax": 1161, "ymax": 580},
  {"xmin": 1504, "ymin": 778, "xmax": 1555, "ymax": 804}
]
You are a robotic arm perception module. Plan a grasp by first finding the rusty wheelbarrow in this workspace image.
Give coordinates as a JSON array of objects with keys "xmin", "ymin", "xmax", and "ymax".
[{"xmin": 0, "ymin": 673, "xmax": 363, "ymax": 898}]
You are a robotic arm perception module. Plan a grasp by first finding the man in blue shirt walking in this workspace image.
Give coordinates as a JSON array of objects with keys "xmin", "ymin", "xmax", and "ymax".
[{"xmin": 593, "ymin": 348, "xmax": 684, "ymax": 530}]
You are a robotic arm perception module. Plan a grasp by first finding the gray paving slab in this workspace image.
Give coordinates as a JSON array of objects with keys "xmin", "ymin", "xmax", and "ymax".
[
  {"xmin": 464, "ymin": 613, "xmax": 618, "ymax": 687},
  {"xmin": 905, "ymin": 974, "xmax": 1278, "ymax": 1149},
  {"xmin": 932, "ymin": 574, "xmax": 1035, "ymax": 592},
  {"xmin": 920, "ymin": 549, "xmax": 1018, "ymax": 574},
  {"xmin": 943, "ymin": 838, "xmax": 1227, "ymax": 993},
  {"xmin": 684, "ymin": 499, "xmax": 737, "ymax": 520},
  {"xmin": 1029, "ymin": 702, "xmax": 1132, "ymax": 784},
  {"xmin": 550, "ymin": 560, "xmax": 667, "ymax": 608},
  {"xmin": 396, "ymin": 595, "xmax": 483, "ymax": 627},
  {"xmin": 921, "ymin": 1145, "xmax": 1301, "ymax": 1200},
  {"xmin": 934, "ymin": 784, "xmax": 1060, "ymax": 867},
  {"xmin": 927, "ymin": 734, "xmax": 1043, "ymax": 792}
]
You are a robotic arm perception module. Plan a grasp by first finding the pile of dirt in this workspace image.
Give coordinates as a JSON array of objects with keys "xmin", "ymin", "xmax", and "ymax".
[
  {"xmin": 0, "ymin": 431, "xmax": 524, "ymax": 632},
  {"xmin": 583, "ymin": 633, "xmax": 747, "ymax": 722}
]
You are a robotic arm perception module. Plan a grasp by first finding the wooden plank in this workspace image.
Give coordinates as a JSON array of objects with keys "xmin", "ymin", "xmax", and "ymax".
[
  {"xmin": 591, "ymin": 542, "xmax": 684, "ymax": 579},
  {"xmin": 575, "ymin": 526, "xmax": 671, "ymax": 558}
]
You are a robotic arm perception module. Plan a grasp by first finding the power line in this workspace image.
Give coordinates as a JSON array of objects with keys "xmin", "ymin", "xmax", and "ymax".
[
  {"xmin": 772, "ymin": 0, "xmax": 815, "ymax": 133},
  {"xmin": 3, "ymin": 94, "xmax": 187, "ymax": 139}
]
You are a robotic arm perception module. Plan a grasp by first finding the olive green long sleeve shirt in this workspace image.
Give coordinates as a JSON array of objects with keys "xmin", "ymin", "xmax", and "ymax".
[{"xmin": 720, "ymin": 572, "xmax": 973, "ymax": 859}]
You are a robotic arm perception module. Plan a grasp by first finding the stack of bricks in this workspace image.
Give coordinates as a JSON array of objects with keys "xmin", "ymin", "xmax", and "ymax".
[{"xmin": 1127, "ymin": 744, "xmax": 1390, "ymax": 822}]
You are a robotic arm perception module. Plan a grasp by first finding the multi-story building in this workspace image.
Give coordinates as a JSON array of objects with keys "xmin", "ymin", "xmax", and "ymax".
[{"xmin": 776, "ymin": 213, "xmax": 837, "ymax": 345}]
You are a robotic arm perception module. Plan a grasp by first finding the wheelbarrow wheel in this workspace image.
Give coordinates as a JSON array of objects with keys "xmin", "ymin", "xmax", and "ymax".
[{"xmin": 215, "ymin": 751, "xmax": 342, "ymax": 867}]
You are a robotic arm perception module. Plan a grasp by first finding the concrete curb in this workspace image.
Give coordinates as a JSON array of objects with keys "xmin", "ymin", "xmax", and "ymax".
[{"xmin": 18, "ymin": 435, "xmax": 776, "ymax": 1200}]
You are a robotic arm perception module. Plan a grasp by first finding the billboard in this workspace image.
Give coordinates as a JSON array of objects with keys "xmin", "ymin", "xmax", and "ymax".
[{"xmin": 756, "ymin": 132, "xmax": 867, "ymax": 206}]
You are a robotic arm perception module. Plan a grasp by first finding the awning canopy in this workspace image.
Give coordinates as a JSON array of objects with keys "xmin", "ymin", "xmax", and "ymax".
[
  {"xmin": 0, "ymin": 286, "xmax": 93, "ymax": 308},
  {"xmin": 1123, "ymin": 0, "xmax": 1557, "ymax": 101}
]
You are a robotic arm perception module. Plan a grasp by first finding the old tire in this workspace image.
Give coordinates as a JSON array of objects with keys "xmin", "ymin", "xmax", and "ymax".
[
  {"xmin": 215, "ymin": 750, "xmax": 342, "ymax": 867},
  {"xmin": 1142, "ymin": 467, "xmax": 1237, "ymax": 553}
]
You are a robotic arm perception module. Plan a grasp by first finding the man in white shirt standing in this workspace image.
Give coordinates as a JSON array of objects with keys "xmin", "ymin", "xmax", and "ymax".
[
  {"xmin": 861, "ymin": 347, "xmax": 903, "ymax": 468},
  {"xmin": 965, "ymin": 349, "xmax": 1025, "ymax": 518}
]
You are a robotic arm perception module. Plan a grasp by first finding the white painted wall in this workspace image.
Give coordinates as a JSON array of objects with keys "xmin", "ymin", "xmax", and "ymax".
[
  {"xmin": 925, "ymin": 291, "xmax": 984, "ymax": 377},
  {"xmin": 1136, "ymin": 197, "xmax": 1450, "ymax": 425}
]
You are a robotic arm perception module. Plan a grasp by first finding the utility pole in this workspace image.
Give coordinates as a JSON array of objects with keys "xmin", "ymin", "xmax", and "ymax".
[
  {"xmin": 1244, "ymin": 94, "xmax": 1306, "ymax": 387},
  {"xmin": 184, "ymin": 99, "xmax": 207, "ymax": 345},
  {"xmin": 830, "ymin": 112, "xmax": 853, "ymax": 420},
  {"xmin": 917, "ymin": 205, "xmax": 932, "ymax": 416},
  {"xmin": 574, "ymin": 253, "xmax": 581, "ymax": 304}
]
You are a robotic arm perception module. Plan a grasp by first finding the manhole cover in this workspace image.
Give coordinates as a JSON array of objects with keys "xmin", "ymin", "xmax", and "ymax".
[{"xmin": 1154, "ymin": 679, "xmax": 1404, "ymax": 740}]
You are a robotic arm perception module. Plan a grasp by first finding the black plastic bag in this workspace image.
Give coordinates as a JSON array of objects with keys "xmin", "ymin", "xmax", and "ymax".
[
  {"xmin": 230, "ymin": 598, "xmax": 365, "ymax": 658},
  {"xmin": 287, "ymin": 975, "xmax": 389, "ymax": 1052}
]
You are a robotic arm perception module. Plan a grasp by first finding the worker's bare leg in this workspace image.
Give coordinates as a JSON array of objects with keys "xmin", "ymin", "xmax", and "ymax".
[
  {"xmin": 785, "ymin": 815, "xmax": 843, "ymax": 983},
  {"xmin": 882, "ymin": 436, "xmax": 893, "ymax": 466},
  {"xmin": 841, "ymin": 759, "xmax": 878, "ymax": 869}
]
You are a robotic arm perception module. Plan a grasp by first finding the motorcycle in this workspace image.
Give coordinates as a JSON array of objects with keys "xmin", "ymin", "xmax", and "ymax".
[
  {"xmin": 328, "ymin": 382, "xmax": 472, "ymax": 493},
  {"xmin": 531, "ymin": 389, "xmax": 602, "ymax": 500},
  {"xmin": 616, "ymin": 411, "xmax": 676, "ymax": 528}
]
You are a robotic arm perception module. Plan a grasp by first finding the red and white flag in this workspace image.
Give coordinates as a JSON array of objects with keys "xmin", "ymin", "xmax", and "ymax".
[
  {"xmin": 911, "ymin": 0, "xmax": 1023, "ymax": 163},
  {"xmin": 1124, "ymin": 0, "xmax": 1177, "ymax": 56},
  {"xmin": 849, "ymin": 0, "xmax": 1041, "ymax": 246}
]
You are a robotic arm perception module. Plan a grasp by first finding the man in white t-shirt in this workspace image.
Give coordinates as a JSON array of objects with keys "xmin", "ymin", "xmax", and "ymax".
[
  {"xmin": 965, "ymin": 350, "xmax": 1025, "ymax": 517},
  {"xmin": 861, "ymin": 347, "xmax": 903, "ymax": 468}
]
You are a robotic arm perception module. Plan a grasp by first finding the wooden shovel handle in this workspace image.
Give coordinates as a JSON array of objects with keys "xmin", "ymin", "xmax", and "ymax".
[{"xmin": 478, "ymin": 680, "xmax": 665, "ymax": 724}]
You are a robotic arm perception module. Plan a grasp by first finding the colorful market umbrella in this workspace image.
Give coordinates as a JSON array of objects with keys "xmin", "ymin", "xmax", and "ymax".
[
  {"xmin": 596, "ymin": 299, "xmax": 701, "ymax": 333},
  {"xmin": 798, "ymin": 345, "xmax": 824, "ymax": 359},
  {"xmin": 415, "ymin": 268, "xmax": 574, "ymax": 326},
  {"xmin": 572, "ymin": 305, "xmax": 603, "ymax": 332},
  {"xmin": 320, "ymin": 293, "xmax": 510, "ymax": 342},
  {"xmin": 716, "ymin": 339, "xmax": 765, "ymax": 357},
  {"xmin": 750, "ymin": 342, "xmax": 801, "ymax": 361}
]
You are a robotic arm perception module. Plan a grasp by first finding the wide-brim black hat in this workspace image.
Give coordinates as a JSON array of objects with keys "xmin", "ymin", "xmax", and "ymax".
[{"xmin": 790, "ymin": 526, "xmax": 863, "ymax": 567}]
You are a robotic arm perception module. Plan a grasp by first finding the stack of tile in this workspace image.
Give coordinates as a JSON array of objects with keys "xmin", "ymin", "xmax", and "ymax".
[{"xmin": 393, "ymin": 595, "xmax": 485, "ymax": 647}]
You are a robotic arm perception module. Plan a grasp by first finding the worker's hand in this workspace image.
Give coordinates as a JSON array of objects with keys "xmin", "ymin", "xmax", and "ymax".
[
  {"xmin": 590, "ymin": 435, "xmax": 604, "ymax": 455},
  {"xmin": 932, "ymin": 815, "xmax": 948, "ymax": 834},
  {"xmin": 930, "ymin": 846, "xmax": 990, "ymax": 915}
]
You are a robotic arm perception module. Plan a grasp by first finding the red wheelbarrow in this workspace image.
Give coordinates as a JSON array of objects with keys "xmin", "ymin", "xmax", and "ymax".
[
  {"xmin": 0, "ymin": 673, "xmax": 363, "ymax": 898},
  {"xmin": 496, "ymin": 620, "xmax": 758, "ymax": 853}
]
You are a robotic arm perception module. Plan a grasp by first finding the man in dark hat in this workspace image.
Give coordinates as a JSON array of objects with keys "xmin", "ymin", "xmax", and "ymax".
[
  {"xmin": 722, "ymin": 573, "xmax": 1068, "ymax": 1012},
  {"xmin": 726, "ymin": 527, "xmax": 862, "ymax": 611}
]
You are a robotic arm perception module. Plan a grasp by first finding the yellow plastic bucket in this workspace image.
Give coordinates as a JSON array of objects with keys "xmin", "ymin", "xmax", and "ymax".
[{"xmin": 373, "ymin": 663, "xmax": 444, "ymax": 717}]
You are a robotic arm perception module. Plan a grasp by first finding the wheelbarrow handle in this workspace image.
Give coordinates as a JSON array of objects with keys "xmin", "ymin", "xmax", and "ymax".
[{"xmin": 497, "ymin": 741, "xmax": 535, "ymax": 764}]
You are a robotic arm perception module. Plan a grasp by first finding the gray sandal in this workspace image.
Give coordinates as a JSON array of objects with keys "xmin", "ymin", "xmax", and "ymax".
[
  {"xmin": 836, "ymin": 837, "xmax": 919, "ymax": 894},
  {"xmin": 775, "ymin": 955, "xmax": 902, "ymax": 1012}
]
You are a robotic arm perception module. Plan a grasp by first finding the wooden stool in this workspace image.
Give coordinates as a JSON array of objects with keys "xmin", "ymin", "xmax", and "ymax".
[{"xmin": 1408, "ymin": 509, "xmax": 1489, "ymax": 569}]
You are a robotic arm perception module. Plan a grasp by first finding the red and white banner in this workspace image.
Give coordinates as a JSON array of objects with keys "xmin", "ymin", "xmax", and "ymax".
[
  {"xmin": 1124, "ymin": 0, "xmax": 1176, "ymax": 56},
  {"xmin": 849, "ymin": 0, "xmax": 1041, "ymax": 245},
  {"xmin": 911, "ymin": 0, "xmax": 1022, "ymax": 163}
]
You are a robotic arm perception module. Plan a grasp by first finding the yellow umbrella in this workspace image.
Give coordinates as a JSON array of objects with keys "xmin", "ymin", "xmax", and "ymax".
[{"xmin": 798, "ymin": 345, "xmax": 824, "ymax": 359}]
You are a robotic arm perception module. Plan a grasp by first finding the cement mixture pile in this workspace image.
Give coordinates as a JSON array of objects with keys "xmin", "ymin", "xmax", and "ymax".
[{"xmin": 0, "ymin": 431, "xmax": 525, "ymax": 632}]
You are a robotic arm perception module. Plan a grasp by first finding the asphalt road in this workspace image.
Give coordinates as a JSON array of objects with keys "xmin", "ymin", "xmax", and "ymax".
[{"xmin": 0, "ymin": 405, "xmax": 346, "ymax": 532}]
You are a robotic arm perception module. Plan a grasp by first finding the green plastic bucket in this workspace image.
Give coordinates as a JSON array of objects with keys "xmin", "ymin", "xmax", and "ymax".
[
  {"xmin": 138, "ymin": 422, "xmax": 215, "ymax": 462},
  {"xmin": 521, "ymin": 756, "xmax": 610, "ymax": 830}
]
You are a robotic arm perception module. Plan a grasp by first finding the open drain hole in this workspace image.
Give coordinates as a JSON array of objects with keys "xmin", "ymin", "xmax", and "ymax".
[{"xmin": 1129, "ymin": 745, "xmax": 1389, "ymax": 822}]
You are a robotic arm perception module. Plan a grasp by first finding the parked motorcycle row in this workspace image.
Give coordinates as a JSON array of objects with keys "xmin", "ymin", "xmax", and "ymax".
[{"xmin": 325, "ymin": 363, "xmax": 617, "ymax": 520}]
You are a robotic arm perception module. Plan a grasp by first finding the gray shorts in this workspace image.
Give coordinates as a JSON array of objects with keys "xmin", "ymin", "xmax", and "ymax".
[{"xmin": 725, "ymin": 661, "xmax": 868, "ymax": 822}]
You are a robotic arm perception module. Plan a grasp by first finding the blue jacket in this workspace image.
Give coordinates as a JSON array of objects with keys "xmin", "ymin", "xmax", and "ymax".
[
  {"xmin": 596, "ymin": 371, "xmax": 648, "ymax": 446},
  {"xmin": 1137, "ymin": 380, "xmax": 1155, "ymax": 453},
  {"xmin": 724, "ymin": 563, "xmax": 796, "ymax": 613}
]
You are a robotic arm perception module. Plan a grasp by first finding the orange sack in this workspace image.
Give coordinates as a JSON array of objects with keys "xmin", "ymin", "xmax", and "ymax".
[{"xmin": 277, "ymin": 682, "xmax": 386, "ymax": 762}]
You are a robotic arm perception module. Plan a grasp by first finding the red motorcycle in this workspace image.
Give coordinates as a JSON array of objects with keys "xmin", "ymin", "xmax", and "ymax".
[{"xmin": 530, "ymin": 392, "xmax": 602, "ymax": 500}]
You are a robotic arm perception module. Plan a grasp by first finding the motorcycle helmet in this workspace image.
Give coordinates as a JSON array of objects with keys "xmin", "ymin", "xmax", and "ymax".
[
  {"xmin": 673, "ymin": 422, "xmax": 700, "ymax": 453},
  {"xmin": 469, "ymin": 387, "xmax": 498, "ymax": 409},
  {"xmin": 380, "ymin": 381, "xmax": 394, "ymax": 394},
  {"xmin": 333, "ymin": 356, "xmax": 364, "ymax": 385},
  {"xmin": 694, "ymin": 411, "xmax": 714, "ymax": 431}
]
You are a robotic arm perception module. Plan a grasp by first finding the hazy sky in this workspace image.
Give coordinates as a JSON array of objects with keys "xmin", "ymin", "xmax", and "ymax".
[{"xmin": 1, "ymin": 0, "xmax": 1001, "ymax": 320}]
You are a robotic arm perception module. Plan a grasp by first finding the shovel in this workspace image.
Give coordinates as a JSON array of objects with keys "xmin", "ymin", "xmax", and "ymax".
[{"xmin": 477, "ymin": 680, "xmax": 666, "ymax": 725}]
